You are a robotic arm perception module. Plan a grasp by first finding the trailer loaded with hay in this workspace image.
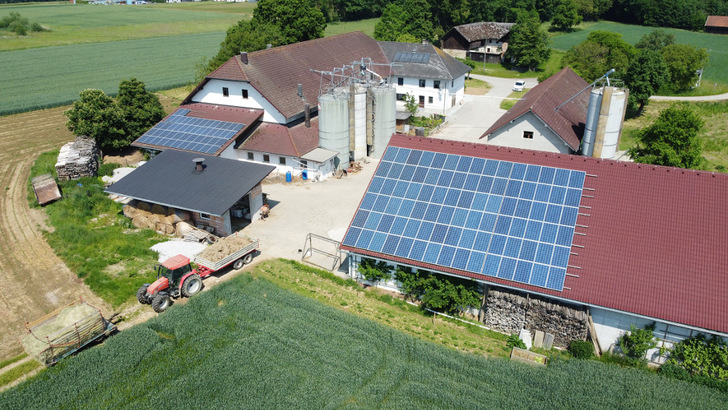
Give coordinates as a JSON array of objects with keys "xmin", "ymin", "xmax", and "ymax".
[{"xmin": 20, "ymin": 299, "xmax": 115, "ymax": 366}]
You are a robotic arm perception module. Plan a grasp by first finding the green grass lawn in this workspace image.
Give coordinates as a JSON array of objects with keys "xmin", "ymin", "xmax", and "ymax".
[
  {"xmin": 325, "ymin": 17, "xmax": 378, "ymax": 38},
  {"xmin": 2, "ymin": 263, "xmax": 726, "ymax": 408},
  {"xmin": 500, "ymin": 89, "xmax": 529, "ymax": 110},
  {"xmin": 549, "ymin": 21, "xmax": 728, "ymax": 85}
]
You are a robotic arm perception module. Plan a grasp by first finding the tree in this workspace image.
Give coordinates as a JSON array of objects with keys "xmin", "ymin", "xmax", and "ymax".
[
  {"xmin": 623, "ymin": 49, "xmax": 668, "ymax": 114},
  {"xmin": 635, "ymin": 29, "xmax": 675, "ymax": 52},
  {"xmin": 358, "ymin": 258, "xmax": 392, "ymax": 283},
  {"xmin": 551, "ymin": 0, "xmax": 582, "ymax": 31},
  {"xmin": 628, "ymin": 105, "xmax": 704, "ymax": 169},
  {"xmin": 373, "ymin": 0, "xmax": 435, "ymax": 43},
  {"xmin": 251, "ymin": 0, "xmax": 326, "ymax": 44},
  {"xmin": 506, "ymin": 9, "xmax": 551, "ymax": 71},
  {"xmin": 116, "ymin": 78, "xmax": 165, "ymax": 143},
  {"xmin": 561, "ymin": 30, "xmax": 634, "ymax": 82},
  {"xmin": 661, "ymin": 43, "xmax": 708, "ymax": 92},
  {"xmin": 206, "ymin": 19, "xmax": 284, "ymax": 73},
  {"xmin": 618, "ymin": 323, "xmax": 657, "ymax": 364},
  {"xmin": 574, "ymin": 0, "xmax": 612, "ymax": 21},
  {"xmin": 65, "ymin": 89, "xmax": 126, "ymax": 151},
  {"xmin": 403, "ymin": 93, "xmax": 419, "ymax": 115}
]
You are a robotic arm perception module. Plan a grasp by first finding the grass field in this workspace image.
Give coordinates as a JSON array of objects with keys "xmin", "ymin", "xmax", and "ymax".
[
  {"xmin": 2, "ymin": 263, "xmax": 727, "ymax": 408},
  {"xmin": 0, "ymin": 2, "xmax": 250, "ymax": 51},
  {"xmin": 549, "ymin": 21, "xmax": 728, "ymax": 85},
  {"xmin": 325, "ymin": 17, "xmax": 378, "ymax": 37}
]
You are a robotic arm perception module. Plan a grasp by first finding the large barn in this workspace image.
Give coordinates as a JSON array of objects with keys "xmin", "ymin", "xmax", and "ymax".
[{"xmin": 340, "ymin": 134, "xmax": 728, "ymax": 359}]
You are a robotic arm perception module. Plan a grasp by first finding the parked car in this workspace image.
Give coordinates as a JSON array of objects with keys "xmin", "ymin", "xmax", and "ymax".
[{"xmin": 512, "ymin": 80, "xmax": 526, "ymax": 92}]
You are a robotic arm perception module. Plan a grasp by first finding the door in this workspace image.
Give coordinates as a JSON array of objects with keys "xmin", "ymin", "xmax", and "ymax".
[{"xmin": 419, "ymin": 95, "xmax": 425, "ymax": 108}]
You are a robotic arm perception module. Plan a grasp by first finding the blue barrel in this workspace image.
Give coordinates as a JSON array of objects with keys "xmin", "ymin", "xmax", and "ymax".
[
  {"xmin": 285, "ymin": 171, "xmax": 292, "ymax": 182},
  {"xmin": 302, "ymin": 170, "xmax": 308, "ymax": 180}
]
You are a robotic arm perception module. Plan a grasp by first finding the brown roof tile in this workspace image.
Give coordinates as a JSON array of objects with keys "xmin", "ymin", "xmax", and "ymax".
[
  {"xmin": 706, "ymin": 15, "xmax": 728, "ymax": 28},
  {"xmin": 240, "ymin": 117, "xmax": 319, "ymax": 158},
  {"xmin": 482, "ymin": 67, "xmax": 590, "ymax": 151}
]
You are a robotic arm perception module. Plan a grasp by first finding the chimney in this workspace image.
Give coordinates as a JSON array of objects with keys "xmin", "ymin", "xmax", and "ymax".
[
  {"xmin": 304, "ymin": 103, "xmax": 310, "ymax": 128},
  {"xmin": 266, "ymin": 43, "xmax": 272, "ymax": 49},
  {"xmin": 240, "ymin": 51, "xmax": 248, "ymax": 65},
  {"xmin": 193, "ymin": 158, "xmax": 205, "ymax": 172},
  {"xmin": 297, "ymin": 84, "xmax": 303, "ymax": 98}
]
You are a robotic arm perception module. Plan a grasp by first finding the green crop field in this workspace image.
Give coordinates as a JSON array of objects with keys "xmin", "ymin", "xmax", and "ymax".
[
  {"xmin": 0, "ymin": 32, "xmax": 226, "ymax": 115},
  {"xmin": 549, "ymin": 21, "xmax": 728, "ymax": 85},
  {"xmin": 2, "ymin": 261, "xmax": 727, "ymax": 408}
]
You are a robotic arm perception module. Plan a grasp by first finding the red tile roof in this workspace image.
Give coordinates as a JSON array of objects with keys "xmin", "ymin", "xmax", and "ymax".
[
  {"xmin": 341, "ymin": 134, "xmax": 728, "ymax": 335},
  {"xmin": 207, "ymin": 32, "xmax": 389, "ymax": 122},
  {"xmin": 240, "ymin": 117, "xmax": 319, "ymax": 158},
  {"xmin": 706, "ymin": 15, "xmax": 728, "ymax": 28},
  {"xmin": 482, "ymin": 67, "xmax": 590, "ymax": 151}
]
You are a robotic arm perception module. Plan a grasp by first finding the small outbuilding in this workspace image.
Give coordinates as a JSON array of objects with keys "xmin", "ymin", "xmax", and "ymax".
[
  {"xmin": 105, "ymin": 150, "xmax": 274, "ymax": 236},
  {"xmin": 705, "ymin": 15, "xmax": 728, "ymax": 34}
]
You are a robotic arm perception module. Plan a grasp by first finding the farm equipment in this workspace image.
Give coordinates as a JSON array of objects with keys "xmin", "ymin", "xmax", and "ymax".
[
  {"xmin": 138, "ymin": 234, "xmax": 259, "ymax": 313},
  {"xmin": 20, "ymin": 298, "xmax": 116, "ymax": 366}
]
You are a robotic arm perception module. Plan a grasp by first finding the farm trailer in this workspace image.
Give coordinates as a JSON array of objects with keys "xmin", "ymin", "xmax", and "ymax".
[
  {"xmin": 138, "ymin": 235, "xmax": 259, "ymax": 312},
  {"xmin": 20, "ymin": 299, "xmax": 116, "ymax": 366}
]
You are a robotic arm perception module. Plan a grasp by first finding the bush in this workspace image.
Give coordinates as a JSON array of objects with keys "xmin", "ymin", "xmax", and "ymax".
[
  {"xmin": 568, "ymin": 340, "xmax": 594, "ymax": 359},
  {"xmin": 618, "ymin": 323, "xmax": 657, "ymax": 363},
  {"xmin": 98, "ymin": 162, "xmax": 121, "ymax": 178},
  {"xmin": 507, "ymin": 334, "xmax": 526, "ymax": 350},
  {"xmin": 30, "ymin": 22, "xmax": 45, "ymax": 32},
  {"xmin": 659, "ymin": 361, "xmax": 690, "ymax": 381},
  {"xmin": 357, "ymin": 258, "xmax": 392, "ymax": 283}
]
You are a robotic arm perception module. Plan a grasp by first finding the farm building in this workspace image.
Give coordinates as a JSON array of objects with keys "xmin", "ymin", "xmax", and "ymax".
[
  {"xmin": 379, "ymin": 41, "xmax": 471, "ymax": 114},
  {"xmin": 441, "ymin": 22, "xmax": 514, "ymax": 63},
  {"xmin": 705, "ymin": 15, "xmax": 728, "ymax": 34},
  {"xmin": 340, "ymin": 134, "xmax": 728, "ymax": 360},
  {"xmin": 482, "ymin": 67, "xmax": 628, "ymax": 159},
  {"xmin": 133, "ymin": 32, "xmax": 470, "ymax": 178},
  {"xmin": 105, "ymin": 150, "xmax": 274, "ymax": 236}
]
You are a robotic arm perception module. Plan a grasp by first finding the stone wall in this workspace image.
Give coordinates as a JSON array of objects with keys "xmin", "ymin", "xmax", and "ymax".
[
  {"xmin": 55, "ymin": 136, "xmax": 100, "ymax": 180},
  {"xmin": 482, "ymin": 287, "xmax": 588, "ymax": 348}
]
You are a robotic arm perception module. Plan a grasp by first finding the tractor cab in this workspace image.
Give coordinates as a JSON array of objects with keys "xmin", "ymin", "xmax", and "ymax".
[
  {"xmin": 138, "ymin": 254, "xmax": 204, "ymax": 313},
  {"xmin": 157, "ymin": 254, "xmax": 192, "ymax": 289}
]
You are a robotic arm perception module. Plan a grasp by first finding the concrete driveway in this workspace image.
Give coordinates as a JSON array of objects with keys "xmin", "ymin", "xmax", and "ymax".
[{"xmin": 431, "ymin": 74, "xmax": 536, "ymax": 143}]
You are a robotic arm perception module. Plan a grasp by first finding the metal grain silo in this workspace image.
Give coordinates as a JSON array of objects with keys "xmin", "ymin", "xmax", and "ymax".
[
  {"xmin": 371, "ymin": 85, "xmax": 396, "ymax": 158},
  {"xmin": 581, "ymin": 86, "xmax": 628, "ymax": 159},
  {"xmin": 351, "ymin": 85, "xmax": 368, "ymax": 160},
  {"xmin": 319, "ymin": 91, "xmax": 350, "ymax": 169}
]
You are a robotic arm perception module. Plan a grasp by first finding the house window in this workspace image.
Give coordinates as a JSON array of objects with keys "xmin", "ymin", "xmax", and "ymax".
[
  {"xmin": 222, "ymin": 87, "xmax": 229, "ymax": 97},
  {"xmin": 247, "ymin": 152, "xmax": 254, "ymax": 160},
  {"xmin": 263, "ymin": 154, "xmax": 270, "ymax": 163},
  {"xmin": 418, "ymin": 95, "xmax": 425, "ymax": 108},
  {"xmin": 242, "ymin": 89, "xmax": 249, "ymax": 99},
  {"xmin": 199, "ymin": 212, "xmax": 211, "ymax": 220},
  {"xmin": 419, "ymin": 79, "xmax": 426, "ymax": 88},
  {"xmin": 434, "ymin": 80, "xmax": 440, "ymax": 89},
  {"xmin": 451, "ymin": 80, "xmax": 454, "ymax": 87},
  {"xmin": 523, "ymin": 131, "xmax": 534, "ymax": 139},
  {"xmin": 279, "ymin": 157, "xmax": 286, "ymax": 165},
  {"xmin": 428, "ymin": 96, "xmax": 433, "ymax": 104},
  {"xmin": 397, "ymin": 77, "xmax": 404, "ymax": 86},
  {"xmin": 396, "ymin": 93, "xmax": 405, "ymax": 101},
  {"xmin": 301, "ymin": 160, "xmax": 308, "ymax": 168}
]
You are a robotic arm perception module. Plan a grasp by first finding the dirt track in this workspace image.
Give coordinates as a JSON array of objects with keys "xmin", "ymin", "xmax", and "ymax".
[{"xmin": 0, "ymin": 107, "xmax": 109, "ymax": 360}]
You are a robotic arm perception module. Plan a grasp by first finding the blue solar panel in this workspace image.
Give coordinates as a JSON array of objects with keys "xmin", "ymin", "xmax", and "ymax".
[{"xmin": 346, "ymin": 146, "xmax": 586, "ymax": 291}]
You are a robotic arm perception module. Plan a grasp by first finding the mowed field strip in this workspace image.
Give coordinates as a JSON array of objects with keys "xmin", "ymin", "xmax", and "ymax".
[{"xmin": 549, "ymin": 21, "xmax": 728, "ymax": 85}]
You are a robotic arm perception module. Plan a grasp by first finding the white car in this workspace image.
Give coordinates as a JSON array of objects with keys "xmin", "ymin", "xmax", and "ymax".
[{"xmin": 512, "ymin": 80, "xmax": 526, "ymax": 92}]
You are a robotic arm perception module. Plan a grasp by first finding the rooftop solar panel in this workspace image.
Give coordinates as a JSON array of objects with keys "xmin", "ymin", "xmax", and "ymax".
[
  {"xmin": 136, "ymin": 109, "xmax": 246, "ymax": 154},
  {"xmin": 343, "ymin": 146, "xmax": 586, "ymax": 292}
]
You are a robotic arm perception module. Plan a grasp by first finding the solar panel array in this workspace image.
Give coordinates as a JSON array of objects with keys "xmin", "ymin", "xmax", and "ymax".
[
  {"xmin": 394, "ymin": 52, "xmax": 431, "ymax": 64},
  {"xmin": 342, "ymin": 147, "xmax": 586, "ymax": 291},
  {"xmin": 135, "ymin": 109, "xmax": 245, "ymax": 155}
]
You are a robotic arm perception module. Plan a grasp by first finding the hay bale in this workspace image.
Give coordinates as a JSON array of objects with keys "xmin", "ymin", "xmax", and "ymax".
[
  {"xmin": 151, "ymin": 204, "xmax": 166, "ymax": 216},
  {"xmin": 137, "ymin": 202, "xmax": 151, "ymax": 212},
  {"xmin": 166, "ymin": 207, "xmax": 175, "ymax": 217},
  {"xmin": 123, "ymin": 204, "xmax": 137, "ymax": 218},
  {"xmin": 132, "ymin": 214, "xmax": 149, "ymax": 229},
  {"xmin": 163, "ymin": 224, "xmax": 175, "ymax": 235},
  {"xmin": 176, "ymin": 221, "xmax": 194, "ymax": 237},
  {"xmin": 164, "ymin": 214, "xmax": 175, "ymax": 224},
  {"xmin": 174, "ymin": 209, "xmax": 191, "ymax": 223}
]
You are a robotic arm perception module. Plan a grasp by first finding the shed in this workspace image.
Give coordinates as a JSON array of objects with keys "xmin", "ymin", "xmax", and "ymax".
[{"xmin": 705, "ymin": 15, "xmax": 728, "ymax": 34}]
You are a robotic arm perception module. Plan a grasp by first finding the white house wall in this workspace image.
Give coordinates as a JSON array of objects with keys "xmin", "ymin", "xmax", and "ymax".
[
  {"xmin": 219, "ymin": 145, "xmax": 335, "ymax": 181},
  {"xmin": 191, "ymin": 79, "xmax": 287, "ymax": 124},
  {"xmin": 393, "ymin": 76, "xmax": 465, "ymax": 113},
  {"xmin": 487, "ymin": 112, "xmax": 574, "ymax": 154}
]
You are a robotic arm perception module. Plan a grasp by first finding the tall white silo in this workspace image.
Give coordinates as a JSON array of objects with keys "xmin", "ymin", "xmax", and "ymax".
[
  {"xmin": 351, "ymin": 85, "xmax": 368, "ymax": 160},
  {"xmin": 319, "ymin": 91, "xmax": 351, "ymax": 169},
  {"xmin": 581, "ymin": 86, "xmax": 628, "ymax": 159},
  {"xmin": 371, "ymin": 85, "xmax": 396, "ymax": 158}
]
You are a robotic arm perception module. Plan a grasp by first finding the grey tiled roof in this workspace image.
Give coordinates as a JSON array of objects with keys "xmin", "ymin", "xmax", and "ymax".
[
  {"xmin": 453, "ymin": 22, "xmax": 514, "ymax": 42},
  {"xmin": 378, "ymin": 41, "xmax": 471, "ymax": 80}
]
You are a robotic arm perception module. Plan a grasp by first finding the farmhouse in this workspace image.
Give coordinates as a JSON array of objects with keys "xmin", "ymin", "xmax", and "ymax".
[
  {"xmin": 705, "ymin": 15, "xmax": 728, "ymax": 34},
  {"xmin": 105, "ymin": 150, "xmax": 274, "ymax": 236},
  {"xmin": 133, "ymin": 32, "xmax": 470, "ymax": 178},
  {"xmin": 340, "ymin": 134, "xmax": 728, "ymax": 359},
  {"xmin": 379, "ymin": 41, "xmax": 471, "ymax": 114},
  {"xmin": 441, "ymin": 22, "xmax": 514, "ymax": 63}
]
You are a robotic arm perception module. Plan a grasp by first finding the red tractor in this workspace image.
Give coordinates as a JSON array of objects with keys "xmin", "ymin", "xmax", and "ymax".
[{"xmin": 137, "ymin": 255, "xmax": 203, "ymax": 313}]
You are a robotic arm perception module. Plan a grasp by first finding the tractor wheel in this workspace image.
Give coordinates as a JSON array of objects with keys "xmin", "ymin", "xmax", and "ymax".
[
  {"xmin": 137, "ymin": 285, "xmax": 150, "ymax": 305},
  {"xmin": 181, "ymin": 274, "xmax": 203, "ymax": 297},
  {"xmin": 233, "ymin": 258, "xmax": 244, "ymax": 270},
  {"xmin": 152, "ymin": 293, "xmax": 171, "ymax": 313},
  {"xmin": 242, "ymin": 253, "xmax": 254, "ymax": 265}
]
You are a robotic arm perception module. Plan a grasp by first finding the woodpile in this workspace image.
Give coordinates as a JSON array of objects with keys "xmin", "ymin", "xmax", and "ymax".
[{"xmin": 55, "ymin": 136, "xmax": 101, "ymax": 180}]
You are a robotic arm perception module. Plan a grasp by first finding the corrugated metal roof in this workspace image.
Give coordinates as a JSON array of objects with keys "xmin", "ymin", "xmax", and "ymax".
[
  {"xmin": 379, "ymin": 41, "xmax": 471, "ymax": 80},
  {"xmin": 341, "ymin": 134, "xmax": 728, "ymax": 335},
  {"xmin": 453, "ymin": 22, "xmax": 514, "ymax": 42},
  {"xmin": 105, "ymin": 150, "xmax": 274, "ymax": 216},
  {"xmin": 482, "ymin": 67, "xmax": 590, "ymax": 151}
]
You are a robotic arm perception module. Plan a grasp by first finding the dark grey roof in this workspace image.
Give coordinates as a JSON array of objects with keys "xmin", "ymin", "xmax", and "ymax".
[
  {"xmin": 105, "ymin": 150, "xmax": 275, "ymax": 216},
  {"xmin": 379, "ymin": 42, "xmax": 471, "ymax": 80},
  {"xmin": 453, "ymin": 22, "xmax": 514, "ymax": 42}
]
